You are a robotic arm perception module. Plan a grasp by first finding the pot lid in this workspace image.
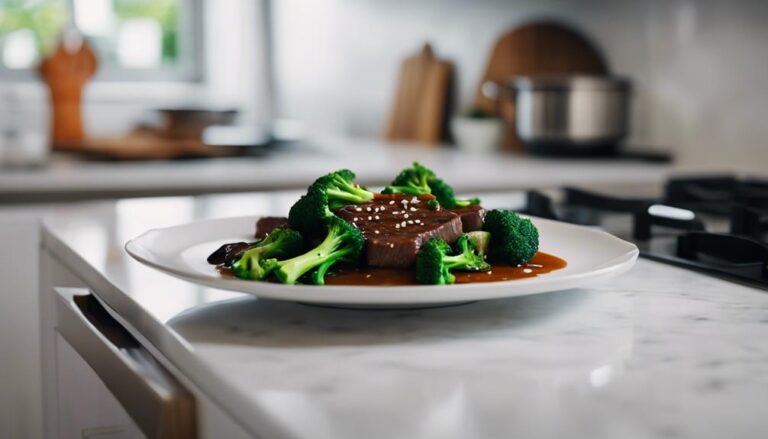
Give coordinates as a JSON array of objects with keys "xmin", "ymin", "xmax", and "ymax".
[{"xmin": 511, "ymin": 75, "xmax": 632, "ymax": 91}]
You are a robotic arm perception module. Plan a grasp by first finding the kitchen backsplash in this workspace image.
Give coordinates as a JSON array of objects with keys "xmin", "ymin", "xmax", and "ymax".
[{"xmin": 272, "ymin": 0, "xmax": 768, "ymax": 168}]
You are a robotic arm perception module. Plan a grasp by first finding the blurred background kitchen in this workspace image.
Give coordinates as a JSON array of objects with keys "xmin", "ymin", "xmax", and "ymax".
[
  {"xmin": 2, "ymin": 0, "xmax": 768, "ymax": 437},
  {"xmin": 0, "ymin": 0, "xmax": 767, "ymax": 168}
]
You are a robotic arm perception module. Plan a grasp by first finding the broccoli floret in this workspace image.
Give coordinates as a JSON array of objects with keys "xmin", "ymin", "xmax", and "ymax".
[
  {"xmin": 381, "ymin": 162, "xmax": 434, "ymax": 195},
  {"xmin": 288, "ymin": 185, "xmax": 332, "ymax": 239},
  {"xmin": 382, "ymin": 162, "xmax": 480, "ymax": 208},
  {"xmin": 273, "ymin": 216, "xmax": 364, "ymax": 285},
  {"xmin": 313, "ymin": 169, "xmax": 374, "ymax": 209},
  {"xmin": 465, "ymin": 231, "xmax": 491, "ymax": 258},
  {"xmin": 288, "ymin": 169, "xmax": 373, "ymax": 238},
  {"xmin": 415, "ymin": 236, "xmax": 491, "ymax": 285},
  {"xmin": 483, "ymin": 210, "xmax": 539, "ymax": 264},
  {"xmin": 231, "ymin": 228, "xmax": 304, "ymax": 280},
  {"xmin": 428, "ymin": 178, "xmax": 480, "ymax": 208}
]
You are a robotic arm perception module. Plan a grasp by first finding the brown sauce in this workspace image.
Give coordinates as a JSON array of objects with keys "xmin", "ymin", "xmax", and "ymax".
[
  {"xmin": 218, "ymin": 252, "xmax": 567, "ymax": 286},
  {"xmin": 325, "ymin": 252, "xmax": 567, "ymax": 286}
]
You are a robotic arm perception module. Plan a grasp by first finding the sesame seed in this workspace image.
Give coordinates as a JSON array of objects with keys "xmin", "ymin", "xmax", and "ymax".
[
  {"xmin": 392, "ymin": 211, "xmax": 399, "ymax": 215},
  {"xmin": 523, "ymin": 268, "xmax": 533, "ymax": 274},
  {"xmin": 380, "ymin": 206, "xmax": 386, "ymax": 211},
  {"xmin": 368, "ymin": 216, "xmax": 372, "ymax": 220},
  {"xmin": 401, "ymin": 221, "xmax": 406, "ymax": 227},
  {"xmin": 487, "ymin": 271, "xmax": 493, "ymax": 275},
  {"xmin": 389, "ymin": 200, "xmax": 395, "ymax": 205},
  {"xmin": 353, "ymin": 217, "xmax": 358, "ymax": 221},
  {"xmin": 375, "ymin": 215, "xmax": 380, "ymax": 220},
  {"xmin": 408, "ymin": 220, "xmax": 414, "ymax": 224},
  {"xmin": 374, "ymin": 207, "xmax": 380, "ymax": 212},
  {"xmin": 366, "ymin": 274, "xmax": 372, "ymax": 278},
  {"xmin": 355, "ymin": 208, "xmax": 362, "ymax": 212},
  {"xmin": 390, "ymin": 243, "xmax": 395, "ymax": 248},
  {"xmin": 395, "ymin": 224, "xmax": 400, "ymax": 229},
  {"xmin": 411, "ymin": 197, "xmax": 420, "ymax": 204},
  {"xmin": 374, "ymin": 230, "xmax": 380, "ymax": 234},
  {"xmin": 414, "ymin": 219, "xmax": 421, "ymax": 223},
  {"xmin": 401, "ymin": 199, "xmax": 409, "ymax": 205},
  {"xmin": 404, "ymin": 214, "xmax": 409, "ymax": 219},
  {"xmin": 366, "ymin": 207, "xmax": 372, "ymax": 212}
]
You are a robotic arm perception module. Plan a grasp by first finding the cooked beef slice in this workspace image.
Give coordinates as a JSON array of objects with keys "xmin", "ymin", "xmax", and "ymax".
[
  {"xmin": 451, "ymin": 205, "xmax": 486, "ymax": 232},
  {"xmin": 334, "ymin": 194, "xmax": 462, "ymax": 268},
  {"xmin": 254, "ymin": 216, "xmax": 289, "ymax": 238}
]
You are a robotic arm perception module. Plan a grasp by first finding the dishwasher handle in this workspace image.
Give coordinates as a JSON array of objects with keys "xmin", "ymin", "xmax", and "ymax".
[{"xmin": 55, "ymin": 288, "xmax": 197, "ymax": 439}]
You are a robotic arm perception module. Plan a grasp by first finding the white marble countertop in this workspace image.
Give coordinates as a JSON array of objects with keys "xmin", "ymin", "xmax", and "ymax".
[
  {"xmin": 42, "ymin": 190, "xmax": 768, "ymax": 439},
  {"xmin": 2, "ymin": 137, "xmax": 675, "ymax": 203}
]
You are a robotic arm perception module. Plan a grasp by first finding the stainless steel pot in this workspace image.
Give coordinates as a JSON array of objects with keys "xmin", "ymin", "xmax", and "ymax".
[{"xmin": 483, "ymin": 76, "xmax": 632, "ymax": 155}]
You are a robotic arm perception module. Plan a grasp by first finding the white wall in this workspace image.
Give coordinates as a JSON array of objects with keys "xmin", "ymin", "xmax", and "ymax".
[{"xmin": 271, "ymin": 0, "xmax": 768, "ymax": 168}]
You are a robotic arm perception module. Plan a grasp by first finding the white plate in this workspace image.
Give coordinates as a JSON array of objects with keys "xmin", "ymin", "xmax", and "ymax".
[{"xmin": 126, "ymin": 216, "xmax": 638, "ymax": 307}]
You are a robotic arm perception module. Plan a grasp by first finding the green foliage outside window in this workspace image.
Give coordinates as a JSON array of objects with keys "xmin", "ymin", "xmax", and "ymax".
[
  {"xmin": 0, "ymin": 0, "xmax": 180, "ymax": 67},
  {"xmin": 0, "ymin": 0, "xmax": 69, "ymax": 56}
]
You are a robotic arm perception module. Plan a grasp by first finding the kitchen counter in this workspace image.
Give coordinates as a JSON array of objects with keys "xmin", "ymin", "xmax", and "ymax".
[
  {"xmin": 40, "ymin": 190, "xmax": 768, "ymax": 438},
  {"xmin": 1, "ymin": 137, "xmax": 674, "ymax": 203}
]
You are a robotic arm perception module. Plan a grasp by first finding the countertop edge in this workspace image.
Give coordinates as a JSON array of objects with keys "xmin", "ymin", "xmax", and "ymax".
[{"xmin": 40, "ymin": 223, "xmax": 294, "ymax": 439}]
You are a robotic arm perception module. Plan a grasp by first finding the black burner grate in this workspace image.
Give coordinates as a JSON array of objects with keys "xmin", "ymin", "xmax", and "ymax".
[{"xmin": 521, "ymin": 176, "xmax": 768, "ymax": 288}]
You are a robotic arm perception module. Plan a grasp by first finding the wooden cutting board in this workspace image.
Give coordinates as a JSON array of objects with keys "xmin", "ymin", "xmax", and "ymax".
[
  {"xmin": 72, "ymin": 134, "xmax": 241, "ymax": 160},
  {"xmin": 385, "ymin": 43, "xmax": 453, "ymax": 145},
  {"xmin": 473, "ymin": 22, "xmax": 608, "ymax": 150}
]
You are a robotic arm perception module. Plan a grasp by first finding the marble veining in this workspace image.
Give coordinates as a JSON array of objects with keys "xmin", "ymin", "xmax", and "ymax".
[
  {"xmin": 162, "ymin": 261, "xmax": 768, "ymax": 439},
  {"xmin": 42, "ymin": 192, "xmax": 768, "ymax": 439}
]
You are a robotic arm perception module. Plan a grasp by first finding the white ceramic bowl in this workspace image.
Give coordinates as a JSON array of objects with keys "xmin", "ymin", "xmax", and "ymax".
[{"xmin": 450, "ymin": 117, "xmax": 505, "ymax": 153}]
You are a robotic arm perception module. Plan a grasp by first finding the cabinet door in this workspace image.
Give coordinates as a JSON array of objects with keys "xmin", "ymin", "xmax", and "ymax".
[{"xmin": 56, "ymin": 332, "xmax": 145, "ymax": 439}]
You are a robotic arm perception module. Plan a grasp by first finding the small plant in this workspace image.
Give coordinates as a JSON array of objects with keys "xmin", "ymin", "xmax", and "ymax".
[{"xmin": 464, "ymin": 107, "xmax": 493, "ymax": 119}]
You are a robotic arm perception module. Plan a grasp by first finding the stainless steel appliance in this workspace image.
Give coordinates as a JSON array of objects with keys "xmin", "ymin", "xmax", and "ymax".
[{"xmin": 484, "ymin": 75, "xmax": 632, "ymax": 155}]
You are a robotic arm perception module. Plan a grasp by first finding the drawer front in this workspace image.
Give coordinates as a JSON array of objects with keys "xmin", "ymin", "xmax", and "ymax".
[
  {"xmin": 55, "ymin": 288, "xmax": 197, "ymax": 439},
  {"xmin": 56, "ymin": 332, "xmax": 145, "ymax": 439}
]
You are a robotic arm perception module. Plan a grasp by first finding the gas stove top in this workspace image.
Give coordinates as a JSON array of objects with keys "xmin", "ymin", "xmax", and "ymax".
[{"xmin": 520, "ymin": 176, "xmax": 768, "ymax": 289}]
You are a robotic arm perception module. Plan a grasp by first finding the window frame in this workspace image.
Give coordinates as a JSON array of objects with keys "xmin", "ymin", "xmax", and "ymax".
[{"xmin": 0, "ymin": 0, "xmax": 205, "ymax": 83}]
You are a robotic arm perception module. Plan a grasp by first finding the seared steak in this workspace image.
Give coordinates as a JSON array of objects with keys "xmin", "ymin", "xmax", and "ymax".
[
  {"xmin": 451, "ymin": 205, "xmax": 486, "ymax": 232},
  {"xmin": 255, "ymin": 216, "xmax": 289, "ymax": 238},
  {"xmin": 334, "ymin": 194, "xmax": 463, "ymax": 268}
]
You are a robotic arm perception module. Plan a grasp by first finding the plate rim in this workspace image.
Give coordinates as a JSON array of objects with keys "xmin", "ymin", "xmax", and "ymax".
[{"xmin": 125, "ymin": 215, "xmax": 639, "ymax": 304}]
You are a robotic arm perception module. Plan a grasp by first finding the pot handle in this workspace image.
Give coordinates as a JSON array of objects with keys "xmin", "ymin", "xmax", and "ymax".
[{"xmin": 481, "ymin": 80, "xmax": 500, "ymax": 100}]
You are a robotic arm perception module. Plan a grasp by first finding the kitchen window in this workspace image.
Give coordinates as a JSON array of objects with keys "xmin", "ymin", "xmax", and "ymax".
[{"xmin": 0, "ymin": 0, "xmax": 202, "ymax": 82}]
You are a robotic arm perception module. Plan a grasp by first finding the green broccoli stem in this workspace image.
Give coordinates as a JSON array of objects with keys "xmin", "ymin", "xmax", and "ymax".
[
  {"xmin": 276, "ymin": 232, "xmax": 351, "ymax": 285},
  {"xmin": 326, "ymin": 187, "xmax": 373, "ymax": 203},
  {"xmin": 443, "ymin": 240, "xmax": 490, "ymax": 272},
  {"xmin": 382, "ymin": 186, "xmax": 427, "ymax": 195},
  {"xmin": 443, "ymin": 254, "xmax": 473, "ymax": 270},
  {"xmin": 311, "ymin": 253, "xmax": 348, "ymax": 285},
  {"xmin": 438, "ymin": 264, "xmax": 456, "ymax": 284},
  {"xmin": 232, "ymin": 247, "xmax": 270, "ymax": 280},
  {"xmin": 453, "ymin": 198, "xmax": 481, "ymax": 208},
  {"xmin": 329, "ymin": 176, "xmax": 374, "ymax": 200}
]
